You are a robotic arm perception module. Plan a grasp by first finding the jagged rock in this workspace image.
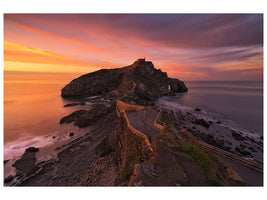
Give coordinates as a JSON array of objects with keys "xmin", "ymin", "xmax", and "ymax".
[
  {"xmin": 235, "ymin": 146, "xmax": 251, "ymax": 157},
  {"xmin": 4, "ymin": 175, "xmax": 14, "ymax": 183},
  {"xmin": 60, "ymin": 104, "xmax": 112, "ymax": 128},
  {"xmin": 69, "ymin": 132, "xmax": 74, "ymax": 137},
  {"xmin": 13, "ymin": 147, "xmax": 38, "ymax": 174},
  {"xmin": 192, "ymin": 118, "xmax": 210, "ymax": 128},
  {"xmin": 231, "ymin": 130, "xmax": 245, "ymax": 141},
  {"xmin": 141, "ymin": 145, "xmax": 153, "ymax": 160},
  {"xmin": 61, "ymin": 59, "xmax": 187, "ymax": 105},
  {"xmin": 168, "ymin": 78, "xmax": 187, "ymax": 93},
  {"xmin": 64, "ymin": 102, "xmax": 86, "ymax": 107},
  {"xmin": 26, "ymin": 147, "xmax": 39, "ymax": 153}
]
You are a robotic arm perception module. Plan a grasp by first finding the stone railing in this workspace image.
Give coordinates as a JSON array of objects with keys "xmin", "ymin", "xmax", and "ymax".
[
  {"xmin": 116, "ymin": 100, "xmax": 151, "ymax": 147},
  {"xmin": 153, "ymin": 107, "xmax": 164, "ymax": 131}
]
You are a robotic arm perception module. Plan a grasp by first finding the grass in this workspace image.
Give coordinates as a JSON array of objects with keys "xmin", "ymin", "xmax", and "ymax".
[
  {"xmin": 179, "ymin": 139, "xmax": 225, "ymax": 185},
  {"xmin": 176, "ymin": 163, "xmax": 184, "ymax": 172},
  {"xmin": 180, "ymin": 140, "xmax": 216, "ymax": 169},
  {"xmin": 206, "ymin": 172, "xmax": 222, "ymax": 186},
  {"xmin": 120, "ymin": 130, "xmax": 145, "ymax": 183}
]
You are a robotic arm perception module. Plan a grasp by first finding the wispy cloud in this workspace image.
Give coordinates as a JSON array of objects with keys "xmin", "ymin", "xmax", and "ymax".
[{"xmin": 4, "ymin": 14, "xmax": 263, "ymax": 80}]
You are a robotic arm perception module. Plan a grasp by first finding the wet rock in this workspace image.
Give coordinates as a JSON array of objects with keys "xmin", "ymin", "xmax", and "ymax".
[
  {"xmin": 60, "ymin": 104, "xmax": 112, "ymax": 128},
  {"xmin": 231, "ymin": 130, "xmax": 245, "ymax": 141},
  {"xmin": 64, "ymin": 102, "xmax": 86, "ymax": 107},
  {"xmin": 248, "ymin": 146, "xmax": 257, "ymax": 152},
  {"xmin": 168, "ymin": 78, "xmax": 188, "ymax": 93},
  {"xmin": 4, "ymin": 160, "xmax": 9, "ymax": 165},
  {"xmin": 193, "ymin": 118, "xmax": 210, "ymax": 128},
  {"xmin": 195, "ymin": 108, "xmax": 201, "ymax": 112},
  {"xmin": 13, "ymin": 147, "xmax": 38, "ymax": 174},
  {"xmin": 26, "ymin": 147, "xmax": 39, "ymax": 153},
  {"xmin": 60, "ymin": 110, "xmax": 87, "ymax": 124},
  {"xmin": 69, "ymin": 132, "xmax": 74, "ymax": 137},
  {"xmin": 235, "ymin": 145, "xmax": 251, "ymax": 157},
  {"xmin": 4, "ymin": 175, "xmax": 14, "ymax": 183}
]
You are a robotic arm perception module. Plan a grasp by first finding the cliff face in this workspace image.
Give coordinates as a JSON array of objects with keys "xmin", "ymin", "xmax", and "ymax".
[{"xmin": 61, "ymin": 59, "xmax": 188, "ymax": 105}]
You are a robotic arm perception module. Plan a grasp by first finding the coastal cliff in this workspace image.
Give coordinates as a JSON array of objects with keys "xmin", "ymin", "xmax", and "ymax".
[{"xmin": 61, "ymin": 59, "xmax": 188, "ymax": 105}]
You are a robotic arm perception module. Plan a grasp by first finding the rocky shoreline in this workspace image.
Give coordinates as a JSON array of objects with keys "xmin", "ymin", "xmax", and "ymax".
[
  {"xmin": 5, "ymin": 99, "xmax": 118, "ymax": 186},
  {"xmin": 156, "ymin": 101, "xmax": 263, "ymax": 160},
  {"xmin": 5, "ymin": 95, "xmax": 263, "ymax": 186}
]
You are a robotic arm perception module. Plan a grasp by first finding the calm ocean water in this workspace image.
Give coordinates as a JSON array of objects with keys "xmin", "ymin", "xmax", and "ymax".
[
  {"xmin": 158, "ymin": 81, "xmax": 263, "ymax": 136},
  {"xmin": 4, "ymin": 73, "xmax": 88, "ymax": 166}
]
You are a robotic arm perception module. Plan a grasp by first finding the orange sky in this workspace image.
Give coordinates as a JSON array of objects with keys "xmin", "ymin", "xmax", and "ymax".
[{"xmin": 4, "ymin": 14, "xmax": 263, "ymax": 81}]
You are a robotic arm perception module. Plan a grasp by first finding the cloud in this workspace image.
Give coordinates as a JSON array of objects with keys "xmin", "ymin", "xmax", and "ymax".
[{"xmin": 4, "ymin": 14, "xmax": 263, "ymax": 80}]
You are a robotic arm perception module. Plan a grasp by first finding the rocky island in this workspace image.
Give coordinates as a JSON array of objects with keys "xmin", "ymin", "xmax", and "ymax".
[
  {"xmin": 61, "ymin": 58, "xmax": 188, "ymax": 105},
  {"xmin": 5, "ymin": 59, "xmax": 262, "ymax": 186}
]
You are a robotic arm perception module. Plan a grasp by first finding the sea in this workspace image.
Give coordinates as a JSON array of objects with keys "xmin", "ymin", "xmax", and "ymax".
[
  {"xmin": 157, "ymin": 81, "xmax": 263, "ymax": 137},
  {"xmin": 3, "ymin": 72, "xmax": 92, "ymax": 178},
  {"xmin": 3, "ymin": 73, "xmax": 263, "ymax": 178}
]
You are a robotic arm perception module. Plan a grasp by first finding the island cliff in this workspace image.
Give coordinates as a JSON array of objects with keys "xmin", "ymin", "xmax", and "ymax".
[{"xmin": 61, "ymin": 59, "xmax": 188, "ymax": 105}]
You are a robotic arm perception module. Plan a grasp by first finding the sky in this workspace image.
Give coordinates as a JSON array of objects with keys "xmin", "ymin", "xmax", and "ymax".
[{"xmin": 4, "ymin": 14, "xmax": 263, "ymax": 81}]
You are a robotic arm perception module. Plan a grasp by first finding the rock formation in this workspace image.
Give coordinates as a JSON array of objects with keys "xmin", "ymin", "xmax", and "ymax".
[{"xmin": 61, "ymin": 59, "xmax": 188, "ymax": 105}]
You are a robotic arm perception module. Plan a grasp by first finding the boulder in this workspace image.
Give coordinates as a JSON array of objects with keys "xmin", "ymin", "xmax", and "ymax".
[
  {"xmin": 13, "ymin": 147, "xmax": 39, "ymax": 174},
  {"xmin": 26, "ymin": 147, "xmax": 39, "ymax": 153},
  {"xmin": 193, "ymin": 118, "xmax": 210, "ymax": 128},
  {"xmin": 69, "ymin": 132, "xmax": 74, "ymax": 137},
  {"xmin": 60, "ymin": 104, "xmax": 113, "ymax": 128},
  {"xmin": 4, "ymin": 175, "xmax": 14, "ymax": 183},
  {"xmin": 231, "ymin": 130, "xmax": 245, "ymax": 141}
]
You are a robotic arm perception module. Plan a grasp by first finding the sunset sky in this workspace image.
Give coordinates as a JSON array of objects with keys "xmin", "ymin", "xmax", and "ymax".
[{"xmin": 4, "ymin": 14, "xmax": 263, "ymax": 81}]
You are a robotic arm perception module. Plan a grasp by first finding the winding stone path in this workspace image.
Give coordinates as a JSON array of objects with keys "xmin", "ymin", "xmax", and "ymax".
[{"xmin": 125, "ymin": 109, "xmax": 161, "ymax": 142}]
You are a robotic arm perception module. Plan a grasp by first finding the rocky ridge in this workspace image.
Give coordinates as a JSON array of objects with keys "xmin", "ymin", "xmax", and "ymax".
[{"xmin": 61, "ymin": 59, "xmax": 188, "ymax": 105}]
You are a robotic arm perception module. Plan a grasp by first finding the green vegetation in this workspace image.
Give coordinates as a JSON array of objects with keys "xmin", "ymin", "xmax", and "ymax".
[
  {"xmin": 206, "ymin": 172, "xmax": 222, "ymax": 186},
  {"xmin": 177, "ymin": 135, "xmax": 224, "ymax": 185},
  {"xmin": 180, "ymin": 141, "xmax": 216, "ymax": 168},
  {"xmin": 120, "ymin": 130, "xmax": 145, "ymax": 184},
  {"xmin": 160, "ymin": 110, "xmax": 171, "ymax": 127}
]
